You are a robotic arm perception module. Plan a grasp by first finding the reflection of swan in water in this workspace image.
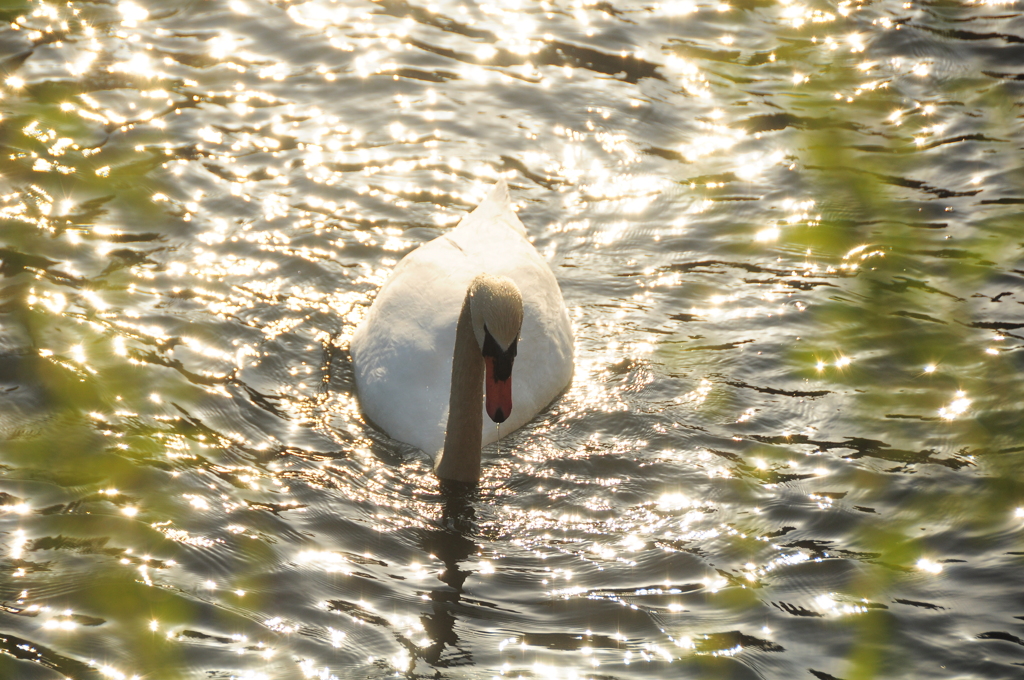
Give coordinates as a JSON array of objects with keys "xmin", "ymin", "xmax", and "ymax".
[
  {"xmin": 417, "ymin": 494, "xmax": 478, "ymax": 667},
  {"xmin": 351, "ymin": 180, "xmax": 574, "ymax": 483},
  {"xmin": 323, "ymin": 494, "xmax": 480, "ymax": 668}
]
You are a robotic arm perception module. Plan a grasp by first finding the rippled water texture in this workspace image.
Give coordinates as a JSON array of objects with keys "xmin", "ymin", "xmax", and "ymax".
[{"xmin": 1, "ymin": 0, "xmax": 1023, "ymax": 678}]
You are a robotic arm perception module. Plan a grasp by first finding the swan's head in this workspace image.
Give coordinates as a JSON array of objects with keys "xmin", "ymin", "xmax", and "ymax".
[{"xmin": 468, "ymin": 274, "xmax": 523, "ymax": 424}]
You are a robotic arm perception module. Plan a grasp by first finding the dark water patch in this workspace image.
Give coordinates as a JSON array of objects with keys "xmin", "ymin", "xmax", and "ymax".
[
  {"xmin": 983, "ymin": 70, "xmax": 1024, "ymax": 80},
  {"xmin": 913, "ymin": 248, "xmax": 996, "ymax": 265},
  {"xmin": 643, "ymin": 145, "xmax": 689, "ymax": 163},
  {"xmin": 326, "ymin": 599, "xmax": 391, "ymax": 627},
  {"xmin": 809, "ymin": 670, "xmax": 846, "ymax": 680},
  {"xmin": 0, "ymin": 248, "xmax": 59, "ymax": 277},
  {"xmin": 913, "ymin": 24, "xmax": 1024, "ymax": 45},
  {"xmin": 28, "ymin": 535, "xmax": 121, "ymax": 556},
  {"xmin": 499, "ymin": 155, "xmax": 565, "ymax": 190},
  {"xmin": 894, "ymin": 598, "xmax": 946, "ymax": 611},
  {"xmin": 980, "ymin": 198, "xmax": 1024, "ymax": 206},
  {"xmin": 976, "ymin": 631, "xmax": 1024, "ymax": 646},
  {"xmin": 583, "ymin": 583, "xmax": 704, "ymax": 599},
  {"xmin": 772, "ymin": 601, "xmax": 823, "ymax": 618},
  {"xmin": 521, "ymin": 631, "xmax": 627, "ymax": 651},
  {"xmin": 0, "ymin": 603, "xmax": 38, "ymax": 617},
  {"xmin": 243, "ymin": 499, "xmax": 308, "ymax": 515},
  {"xmin": 751, "ymin": 277, "xmax": 838, "ymax": 291},
  {"xmin": 693, "ymin": 630, "xmax": 784, "ymax": 654},
  {"xmin": 390, "ymin": 67, "xmax": 461, "ymax": 82},
  {"xmin": 176, "ymin": 629, "xmax": 235, "ymax": 645},
  {"xmin": 890, "ymin": 310, "xmax": 948, "ymax": 325},
  {"xmin": 781, "ymin": 539, "xmax": 881, "ymax": 563},
  {"xmin": 809, "ymin": 166, "xmax": 983, "ymax": 200},
  {"xmin": 0, "ymin": 491, "xmax": 24, "ymax": 506},
  {"xmin": 402, "ymin": 35, "xmax": 666, "ymax": 84},
  {"xmin": 722, "ymin": 378, "xmax": 831, "ymax": 399},
  {"xmin": 711, "ymin": 195, "xmax": 762, "ymax": 202},
  {"xmin": 743, "ymin": 113, "xmax": 861, "ymax": 134},
  {"xmin": 749, "ymin": 434, "xmax": 973, "ymax": 470},
  {"xmin": 873, "ymin": 276, "xmax": 966, "ymax": 301},
  {"xmin": 669, "ymin": 339, "xmax": 755, "ymax": 352},
  {"xmin": 920, "ymin": 133, "xmax": 1002, "ymax": 151},
  {"xmin": 0, "ymin": 633, "xmax": 97, "ymax": 679},
  {"xmin": 968, "ymin": 320, "xmax": 1024, "ymax": 330}
]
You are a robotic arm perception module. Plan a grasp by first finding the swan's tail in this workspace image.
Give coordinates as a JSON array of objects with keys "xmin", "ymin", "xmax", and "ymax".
[{"xmin": 457, "ymin": 178, "xmax": 527, "ymax": 237}]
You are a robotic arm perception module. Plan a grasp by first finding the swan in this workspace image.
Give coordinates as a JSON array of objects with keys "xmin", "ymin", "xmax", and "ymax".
[{"xmin": 350, "ymin": 179, "xmax": 574, "ymax": 483}]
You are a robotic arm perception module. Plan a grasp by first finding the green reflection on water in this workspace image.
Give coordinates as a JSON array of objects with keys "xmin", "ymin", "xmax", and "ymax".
[
  {"xmin": 785, "ymin": 44, "xmax": 1024, "ymax": 680},
  {"xmin": 2, "ymin": 0, "xmax": 1024, "ymax": 677}
]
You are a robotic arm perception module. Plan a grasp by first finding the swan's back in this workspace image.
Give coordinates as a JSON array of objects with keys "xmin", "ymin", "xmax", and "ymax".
[{"xmin": 350, "ymin": 181, "xmax": 573, "ymax": 456}]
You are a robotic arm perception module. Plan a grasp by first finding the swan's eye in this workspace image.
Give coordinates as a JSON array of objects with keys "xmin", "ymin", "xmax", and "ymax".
[{"xmin": 482, "ymin": 326, "xmax": 501, "ymax": 358}]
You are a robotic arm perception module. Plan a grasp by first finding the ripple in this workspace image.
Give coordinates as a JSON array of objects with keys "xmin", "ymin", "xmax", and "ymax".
[{"xmin": 1, "ymin": 0, "xmax": 1023, "ymax": 678}]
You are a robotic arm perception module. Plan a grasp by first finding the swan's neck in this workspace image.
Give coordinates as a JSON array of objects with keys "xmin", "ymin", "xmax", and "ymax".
[{"xmin": 435, "ymin": 291, "xmax": 484, "ymax": 483}]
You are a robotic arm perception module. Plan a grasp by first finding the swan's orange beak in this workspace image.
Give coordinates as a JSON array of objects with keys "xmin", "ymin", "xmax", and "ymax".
[{"xmin": 484, "ymin": 356, "xmax": 513, "ymax": 423}]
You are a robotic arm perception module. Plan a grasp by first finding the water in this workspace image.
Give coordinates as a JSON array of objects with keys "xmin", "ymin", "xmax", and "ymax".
[{"xmin": 1, "ymin": 0, "xmax": 1023, "ymax": 678}]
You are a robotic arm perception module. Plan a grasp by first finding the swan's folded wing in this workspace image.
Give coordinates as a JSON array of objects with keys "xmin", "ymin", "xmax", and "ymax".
[{"xmin": 351, "ymin": 236, "xmax": 471, "ymax": 454}]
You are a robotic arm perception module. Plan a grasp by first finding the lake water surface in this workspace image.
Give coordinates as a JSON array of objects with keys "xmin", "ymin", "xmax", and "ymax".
[{"xmin": 1, "ymin": 0, "xmax": 1023, "ymax": 678}]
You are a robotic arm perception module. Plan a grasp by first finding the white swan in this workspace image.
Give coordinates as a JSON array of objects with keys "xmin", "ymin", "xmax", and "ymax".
[{"xmin": 350, "ymin": 180, "xmax": 574, "ymax": 483}]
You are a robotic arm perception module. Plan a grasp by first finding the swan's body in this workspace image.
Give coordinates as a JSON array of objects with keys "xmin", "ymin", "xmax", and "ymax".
[{"xmin": 350, "ymin": 180, "xmax": 573, "ymax": 482}]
